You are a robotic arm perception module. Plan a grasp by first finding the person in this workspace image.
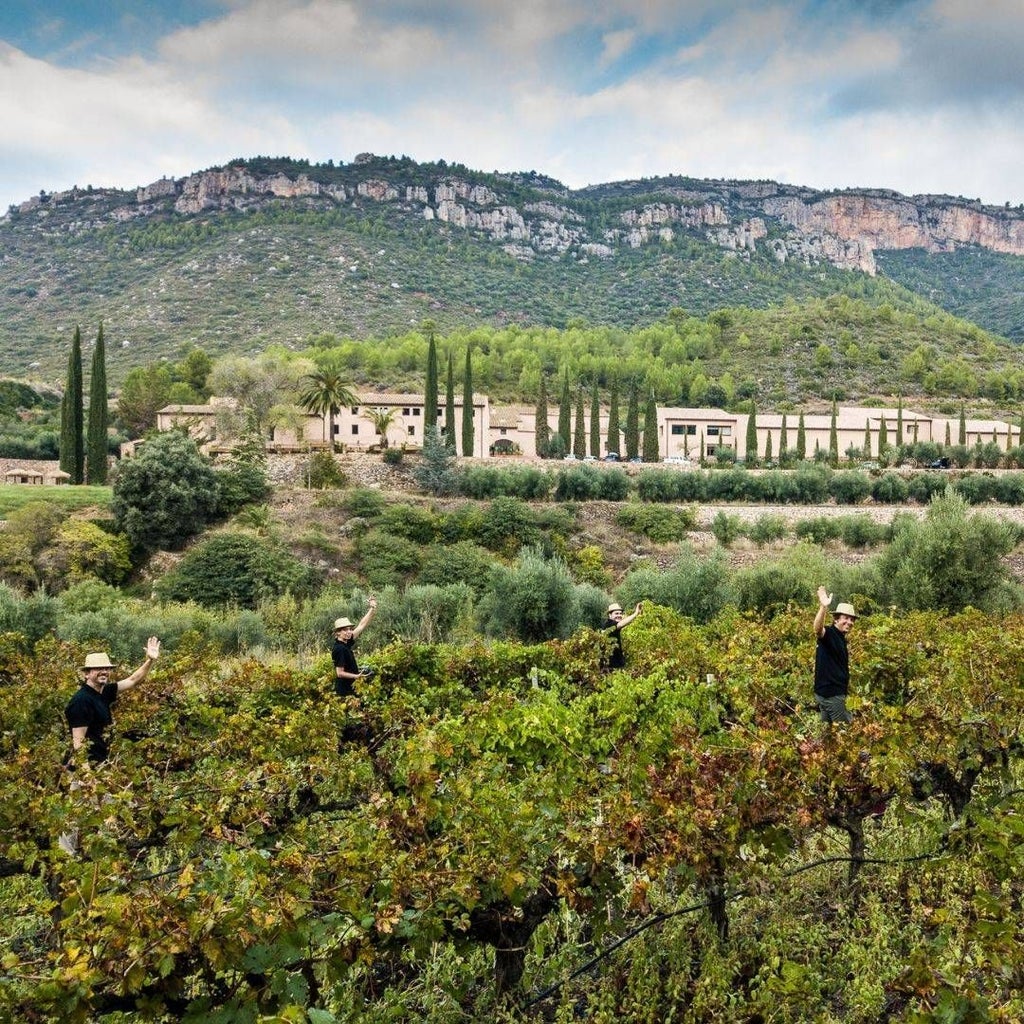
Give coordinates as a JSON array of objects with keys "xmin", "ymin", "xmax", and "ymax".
[
  {"xmin": 60, "ymin": 637, "xmax": 161, "ymax": 854},
  {"xmin": 602, "ymin": 601, "xmax": 643, "ymax": 671},
  {"xmin": 813, "ymin": 586, "xmax": 856, "ymax": 724},
  {"xmin": 332, "ymin": 596, "xmax": 377, "ymax": 697}
]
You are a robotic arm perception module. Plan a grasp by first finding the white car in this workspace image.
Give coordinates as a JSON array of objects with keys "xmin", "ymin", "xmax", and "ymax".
[{"xmin": 664, "ymin": 455, "xmax": 692, "ymax": 465}]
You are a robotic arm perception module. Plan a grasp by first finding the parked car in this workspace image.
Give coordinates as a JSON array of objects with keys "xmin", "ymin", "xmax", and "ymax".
[
  {"xmin": 583, "ymin": 455, "xmax": 597, "ymax": 462},
  {"xmin": 664, "ymin": 454, "xmax": 692, "ymax": 465},
  {"xmin": 562, "ymin": 453, "xmax": 578, "ymax": 461},
  {"xmin": 928, "ymin": 457, "xmax": 952, "ymax": 469},
  {"xmin": 603, "ymin": 452, "xmax": 620, "ymax": 462}
]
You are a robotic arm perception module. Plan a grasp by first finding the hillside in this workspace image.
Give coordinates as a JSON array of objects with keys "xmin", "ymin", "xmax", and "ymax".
[{"xmin": 2, "ymin": 155, "xmax": 1024, "ymax": 381}]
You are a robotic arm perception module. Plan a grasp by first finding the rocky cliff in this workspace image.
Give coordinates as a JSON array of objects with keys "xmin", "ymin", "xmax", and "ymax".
[{"xmin": 8, "ymin": 158, "xmax": 1024, "ymax": 277}]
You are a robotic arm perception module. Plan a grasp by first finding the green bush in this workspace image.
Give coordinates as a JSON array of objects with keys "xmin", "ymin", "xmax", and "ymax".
[
  {"xmin": 994, "ymin": 473, "xmax": 1024, "ymax": 504},
  {"xmin": 354, "ymin": 529, "xmax": 423, "ymax": 589},
  {"xmin": 615, "ymin": 504, "xmax": 696, "ymax": 543},
  {"xmin": 477, "ymin": 497, "xmax": 540, "ymax": 554},
  {"xmin": 906, "ymin": 472, "xmax": 949, "ymax": 504},
  {"xmin": 436, "ymin": 503, "xmax": 486, "ymax": 544},
  {"xmin": 377, "ymin": 503, "xmax": 439, "ymax": 544},
  {"xmin": 156, "ymin": 532, "xmax": 317, "ymax": 608},
  {"xmin": 746, "ymin": 513, "xmax": 788, "ymax": 546},
  {"xmin": 459, "ymin": 465, "xmax": 553, "ymax": 500},
  {"xmin": 598, "ymin": 468, "xmax": 631, "ymax": 501},
  {"xmin": 215, "ymin": 463, "xmax": 270, "ymax": 515},
  {"xmin": 0, "ymin": 583, "xmax": 58, "ymax": 647},
  {"xmin": 344, "ymin": 487, "xmax": 387, "ymax": 518},
  {"xmin": 791, "ymin": 465, "xmax": 831, "ymax": 503},
  {"xmin": 554, "ymin": 466, "xmax": 603, "ymax": 501},
  {"xmin": 705, "ymin": 468, "xmax": 750, "ymax": 501},
  {"xmin": 373, "ymin": 583, "xmax": 475, "ymax": 644},
  {"xmin": 836, "ymin": 514, "xmax": 890, "ymax": 548},
  {"xmin": 711, "ymin": 510, "xmax": 744, "ymax": 547},
  {"xmin": 954, "ymin": 474, "xmax": 997, "ymax": 505},
  {"xmin": 828, "ymin": 471, "xmax": 871, "ymax": 505},
  {"xmin": 794, "ymin": 517, "xmax": 841, "ymax": 545},
  {"xmin": 618, "ymin": 545, "xmax": 731, "ymax": 624},
  {"xmin": 417, "ymin": 541, "xmax": 497, "ymax": 595},
  {"xmin": 382, "ymin": 447, "xmax": 404, "ymax": 466},
  {"xmin": 305, "ymin": 451, "xmax": 348, "ymax": 489},
  {"xmin": 480, "ymin": 546, "xmax": 580, "ymax": 641},
  {"xmin": 870, "ymin": 472, "xmax": 909, "ymax": 504}
]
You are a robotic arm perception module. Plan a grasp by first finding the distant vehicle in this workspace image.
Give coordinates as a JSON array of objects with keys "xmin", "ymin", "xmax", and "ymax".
[
  {"xmin": 583, "ymin": 455, "xmax": 597, "ymax": 462},
  {"xmin": 928, "ymin": 457, "xmax": 952, "ymax": 469},
  {"xmin": 563, "ymin": 453, "xmax": 578, "ymax": 461},
  {"xmin": 664, "ymin": 454, "xmax": 692, "ymax": 465},
  {"xmin": 628, "ymin": 457, "xmax": 643, "ymax": 464},
  {"xmin": 603, "ymin": 452, "xmax": 620, "ymax": 462}
]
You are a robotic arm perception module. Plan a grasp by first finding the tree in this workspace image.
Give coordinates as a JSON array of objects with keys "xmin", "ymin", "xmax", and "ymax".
[
  {"xmin": 415, "ymin": 425, "xmax": 457, "ymax": 495},
  {"xmin": 879, "ymin": 415, "xmax": 889, "ymax": 452},
  {"xmin": 796, "ymin": 412, "xmax": 807, "ymax": 462},
  {"xmin": 779, "ymin": 414, "xmax": 789, "ymax": 464},
  {"xmin": 945, "ymin": 421, "xmax": 952, "ymax": 446},
  {"xmin": 863, "ymin": 419, "xmax": 872, "ymax": 457},
  {"xmin": 173, "ymin": 346, "xmax": 213, "ymax": 397},
  {"xmin": 589, "ymin": 381, "xmax": 601, "ymax": 457},
  {"xmin": 896, "ymin": 394, "xmax": 904, "ymax": 447},
  {"xmin": 86, "ymin": 322, "xmax": 108, "ymax": 485},
  {"xmin": 558, "ymin": 370, "xmax": 571, "ymax": 451},
  {"xmin": 364, "ymin": 407, "xmax": 399, "ymax": 449},
  {"xmin": 535, "ymin": 376, "xmax": 550, "ymax": 456},
  {"xmin": 59, "ymin": 326, "xmax": 84, "ymax": 483},
  {"xmin": 625, "ymin": 383, "xmax": 640, "ymax": 460},
  {"xmin": 212, "ymin": 354, "xmax": 308, "ymax": 441},
  {"xmin": 112, "ymin": 431, "xmax": 221, "ymax": 552},
  {"xmin": 573, "ymin": 385, "xmax": 586, "ymax": 458},
  {"xmin": 745, "ymin": 403, "xmax": 758, "ymax": 467},
  {"xmin": 959, "ymin": 402, "xmax": 967, "ymax": 445},
  {"xmin": 642, "ymin": 391, "xmax": 660, "ymax": 462},
  {"xmin": 461, "ymin": 348, "xmax": 474, "ymax": 457},
  {"xmin": 827, "ymin": 398, "xmax": 839, "ymax": 467},
  {"xmin": 763, "ymin": 430, "xmax": 773, "ymax": 463},
  {"xmin": 444, "ymin": 352, "xmax": 457, "ymax": 452},
  {"xmin": 425, "ymin": 335, "xmax": 439, "ymax": 433},
  {"xmin": 297, "ymin": 364, "xmax": 357, "ymax": 451},
  {"xmin": 116, "ymin": 364, "xmax": 173, "ymax": 438},
  {"xmin": 606, "ymin": 379, "xmax": 621, "ymax": 457}
]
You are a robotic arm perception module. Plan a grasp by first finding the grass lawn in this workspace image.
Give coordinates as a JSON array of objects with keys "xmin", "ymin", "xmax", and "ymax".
[{"xmin": 0, "ymin": 484, "xmax": 113, "ymax": 517}]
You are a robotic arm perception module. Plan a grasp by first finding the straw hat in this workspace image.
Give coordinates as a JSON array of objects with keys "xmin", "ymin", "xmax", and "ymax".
[
  {"xmin": 833, "ymin": 603, "xmax": 857, "ymax": 618},
  {"xmin": 607, "ymin": 603, "xmax": 623, "ymax": 614},
  {"xmin": 82, "ymin": 652, "xmax": 116, "ymax": 670},
  {"xmin": 333, "ymin": 617, "xmax": 355, "ymax": 630}
]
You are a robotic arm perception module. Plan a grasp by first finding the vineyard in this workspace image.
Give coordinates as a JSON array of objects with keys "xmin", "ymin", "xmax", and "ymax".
[{"xmin": 2, "ymin": 605, "xmax": 1023, "ymax": 1023}]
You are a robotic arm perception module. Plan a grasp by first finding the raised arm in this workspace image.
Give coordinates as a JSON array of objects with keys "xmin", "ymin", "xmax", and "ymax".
[
  {"xmin": 352, "ymin": 596, "xmax": 378, "ymax": 639},
  {"xmin": 814, "ymin": 587, "xmax": 832, "ymax": 639},
  {"xmin": 616, "ymin": 601, "xmax": 644, "ymax": 630},
  {"xmin": 116, "ymin": 637, "xmax": 161, "ymax": 692}
]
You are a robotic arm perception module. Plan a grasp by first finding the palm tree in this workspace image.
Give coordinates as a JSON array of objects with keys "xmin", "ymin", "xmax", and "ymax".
[
  {"xmin": 297, "ymin": 367, "xmax": 357, "ymax": 451},
  {"xmin": 363, "ymin": 407, "xmax": 399, "ymax": 449}
]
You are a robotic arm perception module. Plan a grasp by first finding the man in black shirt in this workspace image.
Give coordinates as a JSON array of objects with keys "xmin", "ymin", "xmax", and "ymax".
[
  {"xmin": 813, "ymin": 586, "xmax": 855, "ymax": 724},
  {"xmin": 332, "ymin": 596, "xmax": 377, "ymax": 697},
  {"xmin": 602, "ymin": 601, "xmax": 643, "ymax": 672}
]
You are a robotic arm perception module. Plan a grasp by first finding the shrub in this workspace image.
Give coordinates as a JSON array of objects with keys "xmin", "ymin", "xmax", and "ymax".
[
  {"xmin": 792, "ymin": 465, "xmax": 831, "ymax": 503},
  {"xmin": 598, "ymin": 469, "xmax": 631, "ymax": 501},
  {"xmin": 571, "ymin": 545, "xmax": 612, "ymax": 588},
  {"xmin": 711, "ymin": 511, "xmax": 744, "ymax": 547},
  {"xmin": 994, "ymin": 473, "xmax": 1024, "ymax": 505},
  {"xmin": 554, "ymin": 466, "xmax": 603, "ymax": 501},
  {"xmin": 746, "ymin": 514, "xmax": 788, "ymax": 546},
  {"xmin": 705, "ymin": 468, "xmax": 750, "ymax": 502},
  {"xmin": 477, "ymin": 497, "xmax": 540, "ymax": 554},
  {"xmin": 906, "ymin": 472, "xmax": 949, "ymax": 504},
  {"xmin": 836, "ymin": 514, "xmax": 890, "ymax": 548},
  {"xmin": 157, "ymin": 532, "xmax": 318, "ymax": 608},
  {"xmin": 0, "ymin": 582, "xmax": 58, "ymax": 647},
  {"xmin": 954, "ymin": 474, "xmax": 996, "ymax": 505},
  {"xmin": 343, "ymin": 487, "xmax": 387, "ymax": 519},
  {"xmin": 216, "ymin": 463, "xmax": 269, "ymax": 515},
  {"xmin": 57, "ymin": 579, "xmax": 125, "ymax": 615},
  {"xmin": 377, "ymin": 503, "xmax": 439, "ymax": 544},
  {"xmin": 382, "ymin": 447, "xmax": 404, "ymax": 466},
  {"xmin": 870, "ymin": 472, "xmax": 909, "ymax": 504},
  {"xmin": 828, "ymin": 471, "xmax": 871, "ymax": 505},
  {"xmin": 480, "ymin": 546, "xmax": 580, "ymax": 641},
  {"xmin": 437, "ymin": 504, "xmax": 486, "ymax": 544},
  {"xmin": 794, "ymin": 517, "xmax": 841, "ymax": 545},
  {"xmin": 417, "ymin": 541, "xmax": 497, "ymax": 595},
  {"xmin": 305, "ymin": 451, "xmax": 348, "ymax": 489},
  {"xmin": 48, "ymin": 519, "xmax": 132, "ymax": 588},
  {"xmin": 354, "ymin": 530, "xmax": 422, "ymax": 589},
  {"xmin": 618, "ymin": 545, "xmax": 731, "ymax": 624},
  {"xmin": 113, "ymin": 432, "xmax": 221, "ymax": 552},
  {"xmin": 615, "ymin": 504, "xmax": 697, "ymax": 543},
  {"xmin": 372, "ymin": 583, "xmax": 475, "ymax": 644}
]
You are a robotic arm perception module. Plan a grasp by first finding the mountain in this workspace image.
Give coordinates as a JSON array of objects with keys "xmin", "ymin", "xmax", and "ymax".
[{"xmin": 2, "ymin": 154, "xmax": 1023, "ymax": 380}]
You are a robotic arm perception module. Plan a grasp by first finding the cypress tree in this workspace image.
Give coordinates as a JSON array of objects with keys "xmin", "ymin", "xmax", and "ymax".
[
  {"xmin": 945, "ymin": 421, "xmax": 952, "ymax": 447},
  {"xmin": 764, "ymin": 430, "xmax": 773, "ymax": 463},
  {"xmin": 606, "ymin": 379, "xmax": 620, "ymax": 457},
  {"xmin": 60, "ymin": 325, "xmax": 85, "ymax": 483},
  {"xmin": 625, "ymin": 384, "xmax": 640, "ymax": 460},
  {"xmin": 828, "ymin": 398, "xmax": 839, "ymax": 467},
  {"xmin": 796, "ymin": 412, "xmax": 807, "ymax": 462},
  {"xmin": 461, "ymin": 348, "xmax": 474, "ymax": 457},
  {"xmin": 558, "ymin": 370, "xmax": 571, "ymax": 450},
  {"xmin": 589, "ymin": 380, "xmax": 601, "ymax": 457},
  {"xmin": 86, "ymin": 321, "xmax": 108, "ymax": 484},
  {"xmin": 642, "ymin": 392, "xmax": 660, "ymax": 462},
  {"xmin": 745, "ymin": 403, "xmax": 758, "ymax": 466},
  {"xmin": 779, "ymin": 414, "xmax": 788, "ymax": 464},
  {"xmin": 535, "ymin": 376, "xmax": 550, "ymax": 456},
  {"xmin": 864, "ymin": 419, "xmax": 872, "ymax": 457},
  {"xmin": 879, "ymin": 415, "xmax": 888, "ymax": 452},
  {"xmin": 573, "ymin": 385, "xmax": 586, "ymax": 458},
  {"xmin": 958, "ymin": 402, "xmax": 966, "ymax": 445},
  {"xmin": 444, "ymin": 352, "xmax": 456, "ymax": 451},
  {"xmin": 424, "ymin": 336, "xmax": 439, "ymax": 433},
  {"xmin": 896, "ymin": 394, "xmax": 904, "ymax": 447}
]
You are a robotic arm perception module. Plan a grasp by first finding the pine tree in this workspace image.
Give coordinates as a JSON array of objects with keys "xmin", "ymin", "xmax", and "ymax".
[
  {"xmin": 444, "ymin": 352, "xmax": 456, "ymax": 452},
  {"xmin": 424, "ymin": 336, "xmax": 439, "ymax": 433},
  {"xmin": 558, "ymin": 370, "xmax": 571, "ymax": 450},
  {"xmin": 86, "ymin": 321, "xmax": 108, "ymax": 484},
  {"xmin": 573, "ymin": 385, "xmax": 586, "ymax": 458},
  {"xmin": 796, "ymin": 413, "xmax": 807, "ymax": 462},
  {"xmin": 461, "ymin": 348, "xmax": 474, "ymax": 457},
  {"xmin": 589, "ymin": 380, "xmax": 601, "ymax": 457},
  {"xmin": 60, "ymin": 325, "xmax": 85, "ymax": 483},
  {"xmin": 828, "ymin": 398, "xmax": 839, "ymax": 467},
  {"xmin": 606, "ymin": 379, "xmax": 620, "ymax": 457},
  {"xmin": 642, "ymin": 392, "xmax": 660, "ymax": 462},
  {"xmin": 625, "ymin": 384, "xmax": 640, "ymax": 460},
  {"xmin": 535, "ymin": 376, "xmax": 550, "ymax": 456},
  {"xmin": 745, "ymin": 403, "xmax": 758, "ymax": 466}
]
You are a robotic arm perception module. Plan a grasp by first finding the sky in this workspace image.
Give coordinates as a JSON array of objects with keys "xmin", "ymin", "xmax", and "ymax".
[{"xmin": 2, "ymin": 0, "xmax": 1024, "ymax": 213}]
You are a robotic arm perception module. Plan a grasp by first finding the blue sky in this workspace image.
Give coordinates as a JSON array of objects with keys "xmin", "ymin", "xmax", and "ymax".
[{"xmin": 2, "ymin": 0, "xmax": 1024, "ymax": 212}]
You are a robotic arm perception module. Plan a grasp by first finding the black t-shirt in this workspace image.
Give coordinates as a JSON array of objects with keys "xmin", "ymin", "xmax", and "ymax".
[
  {"xmin": 65, "ymin": 682, "xmax": 119, "ymax": 763},
  {"xmin": 814, "ymin": 624, "xmax": 849, "ymax": 697},
  {"xmin": 332, "ymin": 638, "xmax": 359, "ymax": 697},
  {"xmin": 603, "ymin": 618, "xmax": 625, "ymax": 670}
]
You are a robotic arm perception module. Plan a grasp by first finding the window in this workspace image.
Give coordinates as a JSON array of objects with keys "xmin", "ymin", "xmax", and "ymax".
[
  {"xmin": 408, "ymin": 425, "xmax": 415, "ymax": 436},
  {"xmin": 351, "ymin": 425, "xmax": 359, "ymax": 435},
  {"xmin": 351, "ymin": 406, "xmax": 359, "ymax": 414},
  {"xmin": 707, "ymin": 426, "xmax": 719, "ymax": 437},
  {"xmin": 413, "ymin": 408, "xmax": 421, "ymax": 417},
  {"xmin": 671, "ymin": 425, "xmax": 684, "ymax": 436},
  {"xmin": 403, "ymin": 408, "xmax": 410, "ymax": 416},
  {"xmin": 500, "ymin": 428, "xmax": 507, "ymax": 436},
  {"xmin": 332, "ymin": 424, "xmax": 339, "ymax": 436}
]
